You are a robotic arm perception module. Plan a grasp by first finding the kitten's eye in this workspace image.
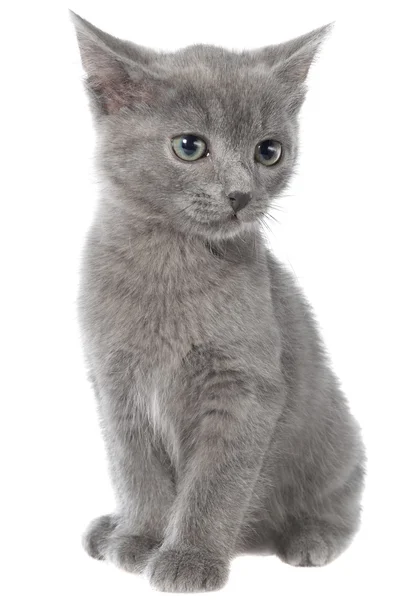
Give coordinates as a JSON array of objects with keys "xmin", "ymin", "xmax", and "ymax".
[
  {"xmin": 171, "ymin": 134, "xmax": 208, "ymax": 162},
  {"xmin": 255, "ymin": 139, "xmax": 282, "ymax": 166}
]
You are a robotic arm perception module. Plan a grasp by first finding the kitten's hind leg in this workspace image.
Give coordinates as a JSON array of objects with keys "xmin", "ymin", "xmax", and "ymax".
[
  {"xmin": 275, "ymin": 460, "xmax": 364, "ymax": 567},
  {"xmin": 275, "ymin": 518, "xmax": 352, "ymax": 567},
  {"xmin": 82, "ymin": 514, "xmax": 118, "ymax": 560}
]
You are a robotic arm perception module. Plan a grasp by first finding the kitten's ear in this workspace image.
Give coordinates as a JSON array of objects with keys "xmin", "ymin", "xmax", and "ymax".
[
  {"xmin": 271, "ymin": 25, "xmax": 332, "ymax": 84},
  {"xmin": 252, "ymin": 24, "xmax": 333, "ymax": 113},
  {"xmin": 70, "ymin": 11, "xmax": 163, "ymax": 116}
]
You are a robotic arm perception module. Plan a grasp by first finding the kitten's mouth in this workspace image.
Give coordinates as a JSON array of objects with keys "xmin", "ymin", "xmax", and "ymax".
[{"xmin": 230, "ymin": 213, "xmax": 239, "ymax": 221}]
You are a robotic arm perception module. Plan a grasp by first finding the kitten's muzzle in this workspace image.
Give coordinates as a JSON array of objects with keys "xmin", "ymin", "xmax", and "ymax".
[{"xmin": 228, "ymin": 191, "xmax": 252, "ymax": 213}]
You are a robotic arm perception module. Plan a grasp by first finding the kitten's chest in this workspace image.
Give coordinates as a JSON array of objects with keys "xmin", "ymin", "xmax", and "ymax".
[
  {"xmin": 81, "ymin": 230, "xmax": 268, "ymax": 371},
  {"xmin": 114, "ymin": 257, "xmax": 233, "ymax": 360}
]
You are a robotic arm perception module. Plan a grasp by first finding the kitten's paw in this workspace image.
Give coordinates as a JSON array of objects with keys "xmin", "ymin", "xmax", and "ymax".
[
  {"xmin": 82, "ymin": 514, "xmax": 118, "ymax": 560},
  {"xmin": 107, "ymin": 533, "xmax": 161, "ymax": 574},
  {"xmin": 146, "ymin": 547, "xmax": 229, "ymax": 593},
  {"xmin": 277, "ymin": 529, "xmax": 331, "ymax": 567}
]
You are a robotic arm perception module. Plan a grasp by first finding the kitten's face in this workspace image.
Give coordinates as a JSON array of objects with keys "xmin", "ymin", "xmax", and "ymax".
[
  {"xmin": 73, "ymin": 14, "xmax": 330, "ymax": 240},
  {"xmin": 100, "ymin": 60, "xmax": 297, "ymax": 240}
]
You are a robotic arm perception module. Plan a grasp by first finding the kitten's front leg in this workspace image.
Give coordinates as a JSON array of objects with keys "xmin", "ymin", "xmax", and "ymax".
[
  {"xmin": 147, "ymin": 373, "xmax": 283, "ymax": 592},
  {"xmin": 82, "ymin": 371, "xmax": 176, "ymax": 573},
  {"xmin": 83, "ymin": 423, "xmax": 175, "ymax": 572}
]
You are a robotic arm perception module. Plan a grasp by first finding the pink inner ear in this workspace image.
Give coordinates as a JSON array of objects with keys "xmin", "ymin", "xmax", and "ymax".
[
  {"xmin": 92, "ymin": 74, "xmax": 155, "ymax": 114},
  {"xmin": 79, "ymin": 34, "xmax": 158, "ymax": 114},
  {"xmin": 102, "ymin": 78, "xmax": 133, "ymax": 113}
]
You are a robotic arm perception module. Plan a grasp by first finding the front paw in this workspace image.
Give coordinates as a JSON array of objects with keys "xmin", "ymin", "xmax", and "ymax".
[
  {"xmin": 107, "ymin": 533, "xmax": 161, "ymax": 574},
  {"xmin": 146, "ymin": 546, "xmax": 229, "ymax": 592},
  {"xmin": 82, "ymin": 514, "xmax": 118, "ymax": 560}
]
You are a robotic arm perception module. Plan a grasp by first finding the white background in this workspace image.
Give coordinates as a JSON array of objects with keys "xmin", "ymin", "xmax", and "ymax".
[{"xmin": 1, "ymin": 1, "xmax": 399, "ymax": 598}]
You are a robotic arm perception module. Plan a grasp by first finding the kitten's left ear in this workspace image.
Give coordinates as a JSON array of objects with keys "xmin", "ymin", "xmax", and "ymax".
[{"xmin": 252, "ymin": 24, "xmax": 333, "ymax": 113}]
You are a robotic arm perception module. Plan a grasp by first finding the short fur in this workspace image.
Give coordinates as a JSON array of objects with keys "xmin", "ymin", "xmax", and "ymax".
[{"xmin": 72, "ymin": 12, "xmax": 365, "ymax": 592}]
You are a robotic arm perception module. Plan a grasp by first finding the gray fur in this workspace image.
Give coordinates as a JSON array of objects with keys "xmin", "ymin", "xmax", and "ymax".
[{"xmin": 71, "ymin": 11, "xmax": 365, "ymax": 592}]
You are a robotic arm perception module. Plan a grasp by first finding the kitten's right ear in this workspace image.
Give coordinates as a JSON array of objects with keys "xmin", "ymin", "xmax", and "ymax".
[{"xmin": 70, "ymin": 11, "xmax": 163, "ymax": 116}]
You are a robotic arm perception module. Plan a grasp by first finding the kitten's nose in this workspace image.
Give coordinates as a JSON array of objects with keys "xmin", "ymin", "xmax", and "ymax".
[{"xmin": 228, "ymin": 191, "xmax": 252, "ymax": 213}]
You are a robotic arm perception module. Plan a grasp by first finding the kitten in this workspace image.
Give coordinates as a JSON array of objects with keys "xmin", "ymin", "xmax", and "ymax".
[{"xmin": 71, "ymin": 12, "xmax": 365, "ymax": 592}]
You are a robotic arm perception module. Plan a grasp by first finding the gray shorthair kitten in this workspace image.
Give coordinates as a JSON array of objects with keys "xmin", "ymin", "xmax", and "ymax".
[{"xmin": 71, "ymin": 12, "xmax": 365, "ymax": 592}]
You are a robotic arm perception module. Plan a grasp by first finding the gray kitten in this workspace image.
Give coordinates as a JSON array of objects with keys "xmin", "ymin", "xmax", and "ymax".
[{"xmin": 71, "ymin": 12, "xmax": 365, "ymax": 593}]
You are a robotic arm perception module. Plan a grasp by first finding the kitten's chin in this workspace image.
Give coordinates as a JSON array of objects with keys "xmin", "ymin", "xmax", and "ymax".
[{"xmin": 192, "ymin": 215, "xmax": 258, "ymax": 242}]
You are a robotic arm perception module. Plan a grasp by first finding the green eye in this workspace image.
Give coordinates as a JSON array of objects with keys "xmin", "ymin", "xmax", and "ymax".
[
  {"xmin": 255, "ymin": 139, "xmax": 282, "ymax": 166},
  {"xmin": 171, "ymin": 134, "xmax": 208, "ymax": 162}
]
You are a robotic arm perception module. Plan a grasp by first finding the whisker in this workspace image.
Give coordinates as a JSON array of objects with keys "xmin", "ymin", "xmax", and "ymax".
[
  {"xmin": 266, "ymin": 212, "xmax": 279, "ymax": 225},
  {"xmin": 268, "ymin": 203, "xmax": 286, "ymax": 214},
  {"xmin": 256, "ymin": 213, "xmax": 280, "ymax": 246}
]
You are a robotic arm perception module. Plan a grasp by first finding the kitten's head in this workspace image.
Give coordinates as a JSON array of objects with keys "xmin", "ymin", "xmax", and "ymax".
[{"xmin": 72, "ymin": 12, "xmax": 331, "ymax": 241}]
